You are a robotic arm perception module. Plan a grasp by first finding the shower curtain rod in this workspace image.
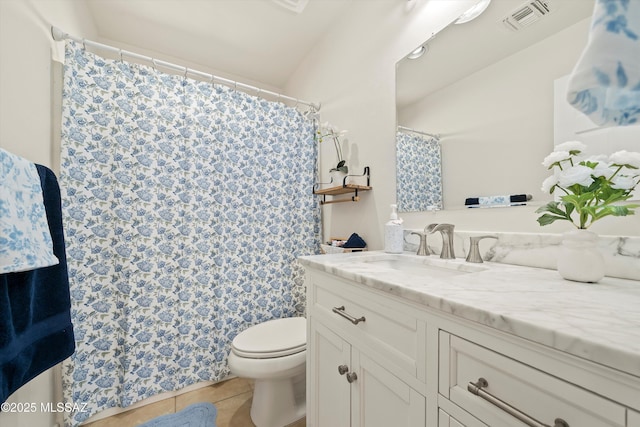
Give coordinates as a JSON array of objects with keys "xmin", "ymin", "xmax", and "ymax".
[
  {"xmin": 50, "ymin": 26, "xmax": 321, "ymax": 111},
  {"xmin": 397, "ymin": 125, "xmax": 440, "ymax": 139}
]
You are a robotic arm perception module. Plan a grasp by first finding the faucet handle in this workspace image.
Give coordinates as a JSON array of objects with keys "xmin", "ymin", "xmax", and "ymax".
[
  {"xmin": 429, "ymin": 223, "xmax": 454, "ymax": 233},
  {"xmin": 466, "ymin": 235, "xmax": 498, "ymax": 263},
  {"xmin": 411, "ymin": 232, "xmax": 430, "ymax": 256},
  {"xmin": 424, "ymin": 223, "xmax": 438, "ymax": 234}
]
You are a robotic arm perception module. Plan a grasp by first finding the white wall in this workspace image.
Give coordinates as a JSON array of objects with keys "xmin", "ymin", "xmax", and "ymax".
[
  {"xmin": 0, "ymin": 0, "xmax": 97, "ymax": 167},
  {"xmin": 286, "ymin": 0, "xmax": 478, "ymax": 249},
  {"xmin": 287, "ymin": 0, "xmax": 640, "ymax": 245}
]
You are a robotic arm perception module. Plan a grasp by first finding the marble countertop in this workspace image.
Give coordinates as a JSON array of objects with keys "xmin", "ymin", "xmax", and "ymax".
[{"xmin": 298, "ymin": 251, "xmax": 640, "ymax": 378}]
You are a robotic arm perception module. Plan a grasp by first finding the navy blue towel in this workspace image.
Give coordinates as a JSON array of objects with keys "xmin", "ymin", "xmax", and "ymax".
[
  {"xmin": 0, "ymin": 165, "xmax": 75, "ymax": 403},
  {"xmin": 343, "ymin": 233, "xmax": 367, "ymax": 249}
]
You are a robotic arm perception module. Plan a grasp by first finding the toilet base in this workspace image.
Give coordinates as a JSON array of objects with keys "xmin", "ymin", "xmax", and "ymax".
[{"xmin": 250, "ymin": 370, "xmax": 306, "ymax": 427}]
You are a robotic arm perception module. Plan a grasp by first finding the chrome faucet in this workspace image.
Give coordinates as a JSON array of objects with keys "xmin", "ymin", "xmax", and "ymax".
[{"xmin": 428, "ymin": 223, "xmax": 455, "ymax": 259}]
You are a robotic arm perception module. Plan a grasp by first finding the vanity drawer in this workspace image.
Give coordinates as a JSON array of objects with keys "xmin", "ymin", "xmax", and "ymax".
[
  {"xmin": 309, "ymin": 271, "xmax": 423, "ymax": 378},
  {"xmin": 439, "ymin": 332, "xmax": 626, "ymax": 427}
]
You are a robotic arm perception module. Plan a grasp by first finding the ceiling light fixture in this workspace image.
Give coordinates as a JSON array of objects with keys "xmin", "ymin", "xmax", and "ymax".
[
  {"xmin": 407, "ymin": 45, "xmax": 427, "ymax": 60},
  {"xmin": 454, "ymin": 0, "xmax": 492, "ymax": 24}
]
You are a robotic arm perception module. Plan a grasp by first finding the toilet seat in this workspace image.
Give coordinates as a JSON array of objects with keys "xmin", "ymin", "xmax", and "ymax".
[{"xmin": 231, "ymin": 317, "xmax": 306, "ymax": 359}]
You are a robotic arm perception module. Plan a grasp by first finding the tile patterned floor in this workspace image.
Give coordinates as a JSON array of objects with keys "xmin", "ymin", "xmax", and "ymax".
[{"xmin": 83, "ymin": 378, "xmax": 305, "ymax": 427}]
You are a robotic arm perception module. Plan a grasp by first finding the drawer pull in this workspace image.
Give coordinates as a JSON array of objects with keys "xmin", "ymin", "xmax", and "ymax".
[
  {"xmin": 467, "ymin": 378, "xmax": 569, "ymax": 427},
  {"xmin": 332, "ymin": 305, "xmax": 366, "ymax": 325}
]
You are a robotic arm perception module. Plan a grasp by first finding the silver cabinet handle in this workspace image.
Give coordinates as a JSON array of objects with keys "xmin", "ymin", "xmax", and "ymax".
[
  {"xmin": 338, "ymin": 365, "xmax": 357, "ymax": 383},
  {"xmin": 467, "ymin": 378, "xmax": 569, "ymax": 427},
  {"xmin": 332, "ymin": 305, "xmax": 366, "ymax": 325}
]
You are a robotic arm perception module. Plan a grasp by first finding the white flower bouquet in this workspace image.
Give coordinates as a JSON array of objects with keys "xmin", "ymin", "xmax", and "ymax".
[
  {"xmin": 316, "ymin": 122, "xmax": 348, "ymax": 174},
  {"xmin": 536, "ymin": 141, "xmax": 640, "ymax": 229}
]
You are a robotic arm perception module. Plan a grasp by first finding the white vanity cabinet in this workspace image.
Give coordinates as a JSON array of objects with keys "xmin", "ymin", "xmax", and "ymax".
[
  {"xmin": 306, "ymin": 270, "xmax": 427, "ymax": 427},
  {"xmin": 302, "ymin": 258, "xmax": 640, "ymax": 427}
]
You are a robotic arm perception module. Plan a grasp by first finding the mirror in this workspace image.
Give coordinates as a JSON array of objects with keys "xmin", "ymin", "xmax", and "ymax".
[{"xmin": 396, "ymin": 0, "xmax": 595, "ymax": 211}]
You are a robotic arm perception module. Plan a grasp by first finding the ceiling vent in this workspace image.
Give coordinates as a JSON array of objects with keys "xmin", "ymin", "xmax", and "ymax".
[
  {"xmin": 271, "ymin": 0, "xmax": 310, "ymax": 14},
  {"xmin": 502, "ymin": 0, "xmax": 556, "ymax": 31}
]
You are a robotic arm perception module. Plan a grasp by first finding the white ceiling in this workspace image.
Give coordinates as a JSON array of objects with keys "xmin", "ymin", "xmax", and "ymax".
[
  {"xmin": 396, "ymin": 0, "xmax": 595, "ymax": 110},
  {"xmin": 85, "ymin": 0, "xmax": 353, "ymax": 89},
  {"xmin": 83, "ymin": 0, "xmax": 596, "ymax": 106}
]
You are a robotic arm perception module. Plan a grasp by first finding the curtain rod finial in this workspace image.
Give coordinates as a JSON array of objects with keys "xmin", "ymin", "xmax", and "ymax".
[{"xmin": 51, "ymin": 26, "xmax": 65, "ymax": 41}]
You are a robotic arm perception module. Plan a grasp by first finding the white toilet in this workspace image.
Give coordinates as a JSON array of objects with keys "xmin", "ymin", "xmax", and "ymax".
[{"xmin": 228, "ymin": 316, "xmax": 307, "ymax": 427}]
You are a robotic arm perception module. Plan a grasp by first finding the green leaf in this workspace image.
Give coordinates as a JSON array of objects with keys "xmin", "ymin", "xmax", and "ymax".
[
  {"xmin": 595, "ymin": 205, "xmax": 637, "ymax": 219},
  {"xmin": 536, "ymin": 213, "xmax": 568, "ymax": 226},
  {"xmin": 535, "ymin": 201, "xmax": 566, "ymax": 217}
]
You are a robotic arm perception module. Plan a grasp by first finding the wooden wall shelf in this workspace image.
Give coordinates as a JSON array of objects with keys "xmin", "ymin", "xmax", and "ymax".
[{"xmin": 313, "ymin": 167, "xmax": 371, "ymax": 204}]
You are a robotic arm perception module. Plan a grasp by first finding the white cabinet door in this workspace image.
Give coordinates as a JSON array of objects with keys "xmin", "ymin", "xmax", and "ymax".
[
  {"xmin": 353, "ymin": 351, "xmax": 425, "ymax": 427},
  {"xmin": 308, "ymin": 316, "xmax": 426, "ymax": 427},
  {"xmin": 629, "ymin": 409, "xmax": 640, "ymax": 427},
  {"xmin": 307, "ymin": 319, "xmax": 351, "ymax": 427}
]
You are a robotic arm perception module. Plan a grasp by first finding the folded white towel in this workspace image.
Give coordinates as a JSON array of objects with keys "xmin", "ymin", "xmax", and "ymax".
[
  {"xmin": 567, "ymin": 0, "xmax": 640, "ymax": 126},
  {"xmin": 0, "ymin": 148, "xmax": 59, "ymax": 273}
]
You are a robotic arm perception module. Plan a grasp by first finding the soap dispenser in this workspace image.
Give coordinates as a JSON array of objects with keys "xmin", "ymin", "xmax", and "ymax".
[{"xmin": 384, "ymin": 204, "xmax": 404, "ymax": 254}]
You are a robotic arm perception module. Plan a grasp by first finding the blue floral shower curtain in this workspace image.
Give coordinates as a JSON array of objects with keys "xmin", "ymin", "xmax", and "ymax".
[
  {"xmin": 59, "ymin": 41, "xmax": 319, "ymax": 425},
  {"xmin": 396, "ymin": 131, "xmax": 442, "ymax": 212}
]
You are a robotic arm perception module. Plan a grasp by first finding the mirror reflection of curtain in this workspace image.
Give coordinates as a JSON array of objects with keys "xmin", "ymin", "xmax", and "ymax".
[
  {"xmin": 396, "ymin": 131, "xmax": 442, "ymax": 212},
  {"xmin": 59, "ymin": 41, "xmax": 319, "ymax": 426}
]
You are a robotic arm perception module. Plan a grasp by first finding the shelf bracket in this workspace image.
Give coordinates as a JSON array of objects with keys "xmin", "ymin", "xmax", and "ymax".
[{"xmin": 320, "ymin": 191, "xmax": 361, "ymax": 205}]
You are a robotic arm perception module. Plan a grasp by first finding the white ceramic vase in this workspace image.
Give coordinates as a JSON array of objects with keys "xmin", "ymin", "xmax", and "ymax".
[
  {"xmin": 557, "ymin": 229, "xmax": 605, "ymax": 283},
  {"xmin": 330, "ymin": 170, "xmax": 348, "ymax": 187}
]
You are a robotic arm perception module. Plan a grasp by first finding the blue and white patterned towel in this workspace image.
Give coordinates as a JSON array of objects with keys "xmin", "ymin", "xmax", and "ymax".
[
  {"xmin": 0, "ymin": 148, "xmax": 58, "ymax": 273},
  {"xmin": 567, "ymin": 0, "xmax": 640, "ymax": 126}
]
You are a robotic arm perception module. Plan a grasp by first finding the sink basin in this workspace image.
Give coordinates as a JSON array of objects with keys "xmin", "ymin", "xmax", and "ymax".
[{"xmin": 356, "ymin": 255, "xmax": 487, "ymax": 278}]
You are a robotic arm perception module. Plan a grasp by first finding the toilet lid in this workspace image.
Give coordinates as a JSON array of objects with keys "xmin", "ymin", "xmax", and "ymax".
[{"xmin": 231, "ymin": 317, "xmax": 306, "ymax": 359}]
